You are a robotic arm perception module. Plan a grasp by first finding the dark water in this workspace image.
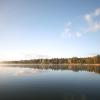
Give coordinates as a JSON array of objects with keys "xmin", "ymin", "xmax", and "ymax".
[{"xmin": 0, "ymin": 65, "xmax": 100, "ymax": 100}]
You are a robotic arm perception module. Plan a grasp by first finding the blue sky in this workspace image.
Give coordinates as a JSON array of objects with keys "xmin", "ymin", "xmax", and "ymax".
[{"xmin": 0, "ymin": 0, "xmax": 100, "ymax": 60}]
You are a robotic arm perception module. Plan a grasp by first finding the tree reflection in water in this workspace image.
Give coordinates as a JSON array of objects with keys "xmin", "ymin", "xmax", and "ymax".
[{"xmin": 1, "ymin": 64, "xmax": 100, "ymax": 74}]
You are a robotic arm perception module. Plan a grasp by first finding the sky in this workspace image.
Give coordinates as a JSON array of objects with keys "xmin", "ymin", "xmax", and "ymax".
[{"xmin": 0, "ymin": 0, "xmax": 100, "ymax": 61}]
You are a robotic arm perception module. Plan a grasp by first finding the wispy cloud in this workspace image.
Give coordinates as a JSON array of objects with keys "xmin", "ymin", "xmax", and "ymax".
[
  {"xmin": 62, "ymin": 8, "xmax": 100, "ymax": 38},
  {"xmin": 76, "ymin": 32, "xmax": 82, "ymax": 37},
  {"xmin": 84, "ymin": 8, "xmax": 100, "ymax": 33},
  {"xmin": 95, "ymin": 8, "xmax": 100, "ymax": 16},
  {"xmin": 62, "ymin": 22, "xmax": 82, "ymax": 38}
]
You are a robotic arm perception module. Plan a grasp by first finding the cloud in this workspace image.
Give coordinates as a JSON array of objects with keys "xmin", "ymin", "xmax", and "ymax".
[
  {"xmin": 76, "ymin": 32, "xmax": 82, "ymax": 37},
  {"xmin": 62, "ymin": 22, "xmax": 72, "ymax": 38},
  {"xmin": 62, "ymin": 8, "xmax": 100, "ymax": 38},
  {"xmin": 89, "ymin": 22, "xmax": 100, "ymax": 32},
  {"xmin": 84, "ymin": 8, "xmax": 100, "ymax": 33},
  {"xmin": 84, "ymin": 14, "xmax": 92, "ymax": 24},
  {"xmin": 94, "ymin": 8, "xmax": 100, "ymax": 16},
  {"xmin": 62, "ymin": 22, "xmax": 82, "ymax": 38}
]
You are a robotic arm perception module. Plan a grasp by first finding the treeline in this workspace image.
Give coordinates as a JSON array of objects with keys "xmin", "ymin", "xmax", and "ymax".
[{"xmin": 2, "ymin": 55, "xmax": 100, "ymax": 64}]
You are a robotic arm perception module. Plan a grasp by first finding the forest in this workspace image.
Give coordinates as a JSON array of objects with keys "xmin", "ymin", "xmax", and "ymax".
[{"xmin": 2, "ymin": 55, "xmax": 100, "ymax": 64}]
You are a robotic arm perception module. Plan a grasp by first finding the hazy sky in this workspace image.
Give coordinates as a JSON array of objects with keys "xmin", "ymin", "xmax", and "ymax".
[{"xmin": 0, "ymin": 0, "xmax": 100, "ymax": 60}]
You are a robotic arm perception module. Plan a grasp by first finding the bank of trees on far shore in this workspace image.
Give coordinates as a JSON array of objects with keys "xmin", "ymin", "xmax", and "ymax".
[{"xmin": 2, "ymin": 55, "xmax": 100, "ymax": 64}]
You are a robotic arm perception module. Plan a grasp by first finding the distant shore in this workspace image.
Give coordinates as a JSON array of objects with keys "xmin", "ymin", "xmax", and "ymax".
[
  {"xmin": 0, "ymin": 55, "xmax": 100, "ymax": 66},
  {"xmin": 0, "ymin": 63, "xmax": 100, "ymax": 66}
]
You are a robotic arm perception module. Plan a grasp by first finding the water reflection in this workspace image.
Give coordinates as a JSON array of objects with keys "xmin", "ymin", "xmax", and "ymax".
[
  {"xmin": 0, "ymin": 65, "xmax": 100, "ymax": 100},
  {"xmin": 1, "ymin": 64, "xmax": 100, "ymax": 74},
  {"xmin": 0, "ymin": 66, "xmax": 44, "ymax": 77},
  {"xmin": 15, "ymin": 68, "xmax": 43, "ymax": 76}
]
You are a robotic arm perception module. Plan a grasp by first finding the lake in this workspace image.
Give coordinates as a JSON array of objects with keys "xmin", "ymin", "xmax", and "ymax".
[{"xmin": 0, "ymin": 65, "xmax": 100, "ymax": 100}]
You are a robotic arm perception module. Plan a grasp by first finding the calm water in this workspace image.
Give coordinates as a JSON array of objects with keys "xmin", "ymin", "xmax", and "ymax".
[{"xmin": 0, "ymin": 65, "xmax": 100, "ymax": 100}]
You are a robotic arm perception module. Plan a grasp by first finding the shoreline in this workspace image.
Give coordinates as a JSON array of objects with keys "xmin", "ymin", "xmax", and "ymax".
[{"xmin": 0, "ymin": 63, "xmax": 100, "ymax": 66}]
